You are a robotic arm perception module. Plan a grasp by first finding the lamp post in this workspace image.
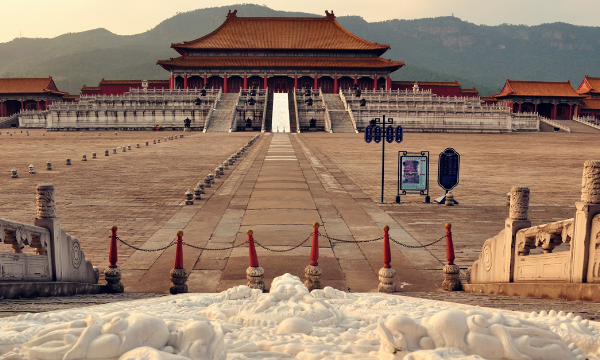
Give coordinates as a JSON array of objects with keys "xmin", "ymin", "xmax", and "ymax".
[{"xmin": 371, "ymin": 115, "xmax": 394, "ymax": 204}]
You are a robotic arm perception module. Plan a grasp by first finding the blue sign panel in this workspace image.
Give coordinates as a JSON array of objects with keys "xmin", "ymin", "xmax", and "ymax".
[
  {"xmin": 364, "ymin": 125, "xmax": 373, "ymax": 143},
  {"xmin": 385, "ymin": 125, "xmax": 394, "ymax": 143},
  {"xmin": 438, "ymin": 148, "xmax": 460, "ymax": 191},
  {"xmin": 395, "ymin": 125, "xmax": 403, "ymax": 143},
  {"xmin": 373, "ymin": 125, "xmax": 382, "ymax": 143}
]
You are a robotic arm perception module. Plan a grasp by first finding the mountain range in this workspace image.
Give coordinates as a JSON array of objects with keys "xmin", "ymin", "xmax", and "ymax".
[{"xmin": 1, "ymin": 4, "xmax": 599, "ymax": 96}]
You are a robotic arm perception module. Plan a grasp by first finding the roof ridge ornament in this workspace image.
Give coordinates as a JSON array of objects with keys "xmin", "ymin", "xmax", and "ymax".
[
  {"xmin": 227, "ymin": 10, "xmax": 237, "ymax": 20},
  {"xmin": 325, "ymin": 10, "xmax": 335, "ymax": 19}
]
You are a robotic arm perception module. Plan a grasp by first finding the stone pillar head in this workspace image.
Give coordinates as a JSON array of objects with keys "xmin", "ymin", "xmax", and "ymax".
[
  {"xmin": 581, "ymin": 160, "xmax": 600, "ymax": 204},
  {"xmin": 92, "ymin": 152, "xmax": 97, "ymax": 159},
  {"xmin": 509, "ymin": 186, "xmax": 530, "ymax": 220},
  {"xmin": 29, "ymin": 164, "xmax": 35, "ymax": 174},
  {"xmin": 36, "ymin": 184, "xmax": 56, "ymax": 219},
  {"xmin": 46, "ymin": 161, "xmax": 52, "ymax": 170},
  {"xmin": 66, "ymin": 158, "xmax": 71, "ymax": 166}
]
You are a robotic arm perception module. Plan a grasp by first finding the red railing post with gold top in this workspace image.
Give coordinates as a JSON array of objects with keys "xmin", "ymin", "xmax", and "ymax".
[
  {"xmin": 174, "ymin": 231, "xmax": 184, "ymax": 269},
  {"xmin": 310, "ymin": 222, "xmax": 319, "ymax": 266},
  {"xmin": 109, "ymin": 226, "xmax": 118, "ymax": 268},
  {"xmin": 248, "ymin": 230, "xmax": 259, "ymax": 267},
  {"xmin": 445, "ymin": 223, "xmax": 455, "ymax": 265},
  {"xmin": 383, "ymin": 225, "xmax": 391, "ymax": 268}
]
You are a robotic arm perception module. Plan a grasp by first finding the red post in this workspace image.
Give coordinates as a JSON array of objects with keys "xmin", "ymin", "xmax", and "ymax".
[
  {"xmin": 314, "ymin": 74, "xmax": 318, "ymax": 90},
  {"xmin": 383, "ymin": 225, "xmax": 391, "ymax": 268},
  {"xmin": 183, "ymin": 74, "xmax": 188, "ymax": 90},
  {"xmin": 373, "ymin": 76, "xmax": 377, "ymax": 90},
  {"xmin": 109, "ymin": 226, "xmax": 118, "ymax": 268},
  {"xmin": 294, "ymin": 75, "xmax": 298, "ymax": 90},
  {"xmin": 223, "ymin": 75, "xmax": 228, "ymax": 93},
  {"xmin": 248, "ymin": 230, "xmax": 259, "ymax": 267},
  {"xmin": 333, "ymin": 75, "xmax": 338, "ymax": 94},
  {"xmin": 169, "ymin": 74, "xmax": 174, "ymax": 89},
  {"xmin": 310, "ymin": 223, "xmax": 320, "ymax": 266},
  {"xmin": 174, "ymin": 231, "xmax": 184, "ymax": 269},
  {"xmin": 354, "ymin": 76, "xmax": 358, "ymax": 85},
  {"xmin": 445, "ymin": 223, "xmax": 455, "ymax": 265},
  {"xmin": 264, "ymin": 74, "xmax": 268, "ymax": 90},
  {"xmin": 204, "ymin": 74, "xmax": 208, "ymax": 88},
  {"xmin": 243, "ymin": 74, "xmax": 248, "ymax": 90}
]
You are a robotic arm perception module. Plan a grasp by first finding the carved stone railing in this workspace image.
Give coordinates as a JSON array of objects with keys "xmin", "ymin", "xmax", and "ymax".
[
  {"xmin": 469, "ymin": 160, "xmax": 600, "ymax": 285},
  {"xmin": 0, "ymin": 184, "xmax": 98, "ymax": 290},
  {"xmin": 538, "ymin": 116, "xmax": 571, "ymax": 132},
  {"xmin": 573, "ymin": 115, "xmax": 600, "ymax": 130}
]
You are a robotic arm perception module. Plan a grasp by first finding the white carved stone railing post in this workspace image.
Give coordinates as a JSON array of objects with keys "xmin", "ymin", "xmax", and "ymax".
[
  {"xmin": 33, "ymin": 184, "xmax": 58, "ymax": 280},
  {"xmin": 505, "ymin": 186, "xmax": 532, "ymax": 282},
  {"xmin": 573, "ymin": 160, "xmax": 600, "ymax": 282}
]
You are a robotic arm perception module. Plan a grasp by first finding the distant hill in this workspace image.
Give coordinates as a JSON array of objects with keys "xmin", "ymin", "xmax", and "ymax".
[{"xmin": 2, "ymin": 4, "xmax": 599, "ymax": 96}]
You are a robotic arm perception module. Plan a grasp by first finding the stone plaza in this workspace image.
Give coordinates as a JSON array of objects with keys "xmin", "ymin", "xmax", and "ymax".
[{"xmin": 2, "ymin": 129, "xmax": 600, "ymax": 319}]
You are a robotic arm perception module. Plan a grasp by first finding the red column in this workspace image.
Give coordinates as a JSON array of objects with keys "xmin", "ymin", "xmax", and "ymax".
[
  {"xmin": 354, "ymin": 76, "xmax": 358, "ymax": 85},
  {"xmin": 20, "ymin": 100, "xmax": 24, "ymax": 111},
  {"xmin": 373, "ymin": 76, "xmax": 378, "ymax": 90},
  {"xmin": 576, "ymin": 104, "xmax": 580, "ymax": 117},
  {"xmin": 183, "ymin": 74, "xmax": 188, "ymax": 90},
  {"xmin": 1, "ymin": 100, "xmax": 4, "ymax": 117},
  {"xmin": 294, "ymin": 75, "xmax": 298, "ymax": 90},
  {"xmin": 569, "ymin": 103, "xmax": 573, "ymax": 120},
  {"xmin": 264, "ymin": 74, "xmax": 268, "ymax": 89},
  {"xmin": 313, "ymin": 74, "xmax": 318, "ymax": 90},
  {"xmin": 552, "ymin": 103, "xmax": 557, "ymax": 120},
  {"xmin": 223, "ymin": 74, "xmax": 228, "ymax": 93},
  {"xmin": 333, "ymin": 75, "xmax": 338, "ymax": 94},
  {"xmin": 386, "ymin": 76, "xmax": 392, "ymax": 91},
  {"xmin": 534, "ymin": 103, "xmax": 538, "ymax": 114},
  {"xmin": 203, "ymin": 74, "xmax": 208, "ymax": 88},
  {"xmin": 518, "ymin": 102, "xmax": 522, "ymax": 113},
  {"xmin": 169, "ymin": 74, "xmax": 174, "ymax": 89},
  {"xmin": 243, "ymin": 74, "xmax": 248, "ymax": 90}
]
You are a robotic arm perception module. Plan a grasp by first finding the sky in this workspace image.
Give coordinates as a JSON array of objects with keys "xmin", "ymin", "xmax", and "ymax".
[{"xmin": 2, "ymin": 0, "xmax": 600, "ymax": 44}]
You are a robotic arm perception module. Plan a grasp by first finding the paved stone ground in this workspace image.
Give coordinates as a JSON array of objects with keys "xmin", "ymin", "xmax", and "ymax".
[{"xmin": 2, "ymin": 130, "xmax": 600, "ymax": 320}]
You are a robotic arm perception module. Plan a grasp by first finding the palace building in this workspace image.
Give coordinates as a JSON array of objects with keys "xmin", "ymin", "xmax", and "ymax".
[
  {"xmin": 156, "ymin": 10, "xmax": 404, "ymax": 93},
  {"xmin": 0, "ymin": 77, "xmax": 74, "ymax": 118},
  {"xmin": 81, "ymin": 79, "xmax": 169, "ymax": 96}
]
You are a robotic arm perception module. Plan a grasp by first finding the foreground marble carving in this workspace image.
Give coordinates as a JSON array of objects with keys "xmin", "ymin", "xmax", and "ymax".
[{"xmin": 0, "ymin": 274, "xmax": 597, "ymax": 360}]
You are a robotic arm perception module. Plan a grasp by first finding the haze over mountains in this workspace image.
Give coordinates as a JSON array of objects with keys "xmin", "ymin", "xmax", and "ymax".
[{"xmin": 1, "ymin": 4, "xmax": 599, "ymax": 96}]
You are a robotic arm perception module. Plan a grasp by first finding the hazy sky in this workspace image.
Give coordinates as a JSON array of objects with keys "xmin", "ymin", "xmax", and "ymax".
[{"xmin": 2, "ymin": 0, "xmax": 599, "ymax": 44}]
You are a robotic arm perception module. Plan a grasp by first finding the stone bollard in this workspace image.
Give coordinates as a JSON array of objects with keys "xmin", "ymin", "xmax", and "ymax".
[
  {"xmin": 442, "ymin": 223, "xmax": 462, "ymax": 291},
  {"xmin": 82, "ymin": 154, "xmax": 87, "ymax": 161},
  {"xmin": 185, "ymin": 189, "xmax": 194, "ymax": 205},
  {"xmin": 154, "ymin": 139, "xmax": 157, "ymax": 144},
  {"xmin": 115, "ymin": 132, "xmax": 118, "ymax": 136},
  {"xmin": 214, "ymin": 168, "xmax": 221, "ymax": 178},
  {"xmin": 99, "ymin": 132, "xmax": 101, "ymax": 136},
  {"xmin": 122, "ymin": 146, "xmax": 126, "ymax": 152},
  {"xmin": 170, "ymin": 231, "xmax": 188, "ymax": 294},
  {"xmin": 80, "ymin": 132, "xmax": 83, "ymax": 136},
  {"xmin": 136, "ymin": 143, "xmax": 140, "ymax": 148},
  {"xmin": 92, "ymin": 152, "xmax": 97, "ymax": 159},
  {"xmin": 209, "ymin": 173, "xmax": 215, "ymax": 184},
  {"xmin": 194, "ymin": 185, "xmax": 202, "ymax": 200},
  {"xmin": 113, "ymin": 148, "xmax": 117, "ymax": 154},
  {"xmin": 246, "ymin": 230, "xmax": 265, "ymax": 291},
  {"xmin": 46, "ymin": 161, "xmax": 52, "ymax": 170},
  {"xmin": 28, "ymin": 164, "xmax": 36, "ymax": 174},
  {"xmin": 445, "ymin": 192, "xmax": 454, "ymax": 206},
  {"xmin": 128, "ymin": 145, "xmax": 132, "ymax": 150},
  {"xmin": 104, "ymin": 226, "xmax": 124, "ymax": 293},
  {"xmin": 305, "ymin": 223, "xmax": 323, "ymax": 291},
  {"xmin": 63, "ymin": 132, "xmax": 65, "ymax": 136},
  {"xmin": 204, "ymin": 175, "xmax": 212, "ymax": 188},
  {"xmin": 27, "ymin": 132, "xmax": 29, "ymax": 136},
  {"xmin": 378, "ymin": 225, "xmax": 396, "ymax": 293},
  {"xmin": 105, "ymin": 149, "xmax": 109, "ymax": 156},
  {"xmin": 66, "ymin": 158, "xmax": 71, "ymax": 166},
  {"xmin": 506, "ymin": 192, "xmax": 511, "ymax": 206},
  {"xmin": 164, "ymin": 137, "xmax": 167, "ymax": 142},
  {"xmin": 158, "ymin": 139, "xmax": 160, "ymax": 143},
  {"xmin": 146, "ymin": 141, "xmax": 149, "ymax": 146},
  {"xmin": 223, "ymin": 161, "xmax": 229, "ymax": 170},
  {"xmin": 509, "ymin": 186, "xmax": 530, "ymax": 220},
  {"xmin": 229, "ymin": 157, "xmax": 234, "ymax": 165},
  {"xmin": 581, "ymin": 160, "xmax": 600, "ymax": 204},
  {"xmin": 218, "ymin": 165, "xmax": 224, "ymax": 174}
]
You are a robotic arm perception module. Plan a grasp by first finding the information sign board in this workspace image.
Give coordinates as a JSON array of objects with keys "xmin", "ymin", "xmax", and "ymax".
[
  {"xmin": 400, "ymin": 155, "xmax": 429, "ymax": 192},
  {"xmin": 438, "ymin": 148, "xmax": 460, "ymax": 191},
  {"xmin": 364, "ymin": 125, "xmax": 373, "ymax": 143},
  {"xmin": 373, "ymin": 125, "xmax": 382, "ymax": 143}
]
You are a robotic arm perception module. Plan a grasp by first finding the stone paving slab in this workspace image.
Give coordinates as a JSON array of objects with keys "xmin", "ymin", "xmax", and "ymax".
[{"xmin": 242, "ymin": 209, "xmax": 321, "ymax": 225}]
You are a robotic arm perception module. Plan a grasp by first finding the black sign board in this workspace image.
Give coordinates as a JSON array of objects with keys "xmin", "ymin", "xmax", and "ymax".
[
  {"xmin": 364, "ymin": 125, "xmax": 373, "ymax": 143},
  {"xmin": 373, "ymin": 125, "xmax": 382, "ymax": 143},
  {"xmin": 385, "ymin": 125, "xmax": 394, "ymax": 143},
  {"xmin": 395, "ymin": 125, "xmax": 403, "ymax": 143},
  {"xmin": 438, "ymin": 148, "xmax": 460, "ymax": 191}
]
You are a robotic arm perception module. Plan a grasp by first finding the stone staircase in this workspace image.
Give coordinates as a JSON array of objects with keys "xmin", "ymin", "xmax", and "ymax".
[
  {"xmin": 206, "ymin": 93, "xmax": 239, "ymax": 132},
  {"xmin": 560, "ymin": 119, "xmax": 600, "ymax": 133},
  {"xmin": 322, "ymin": 94, "xmax": 356, "ymax": 133}
]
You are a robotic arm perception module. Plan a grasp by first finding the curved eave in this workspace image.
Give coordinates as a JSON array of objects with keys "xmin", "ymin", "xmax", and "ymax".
[{"xmin": 171, "ymin": 46, "xmax": 390, "ymax": 57}]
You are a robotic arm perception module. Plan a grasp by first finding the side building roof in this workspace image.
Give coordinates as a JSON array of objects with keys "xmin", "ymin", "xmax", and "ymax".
[
  {"xmin": 0, "ymin": 77, "xmax": 64, "ymax": 95},
  {"xmin": 494, "ymin": 79, "xmax": 583, "ymax": 98},
  {"xmin": 171, "ymin": 10, "xmax": 390, "ymax": 55},
  {"xmin": 576, "ymin": 75, "xmax": 600, "ymax": 95}
]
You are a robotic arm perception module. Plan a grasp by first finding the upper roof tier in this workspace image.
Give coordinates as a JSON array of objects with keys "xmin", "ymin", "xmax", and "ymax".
[
  {"xmin": 172, "ymin": 10, "xmax": 391, "ymax": 55},
  {"xmin": 494, "ymin": 79, "xmax": 583, "ymax": 98},
  {"xmin": 577, "ymin": 75, "xmax": 600, "ymax": 95}
]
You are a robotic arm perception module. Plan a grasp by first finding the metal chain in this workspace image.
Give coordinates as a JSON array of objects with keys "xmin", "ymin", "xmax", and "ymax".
[
  {"xmin": 319, "ymin": 232, "xmax": 384, "ymax": 243},
  {"xmin": 116, "ymin": 237, "xmax": 176, "ymax": 252},
  {"xmin": 390, "ymin": 235, "xmax": 446, "ymax": 249},
  {"xmin": 182, "ymin": 240, "xmax": 248, "ymax": 251},
  {"xmin": 254, "ymin": 233, "xmax": 313, "ymax": 253}
]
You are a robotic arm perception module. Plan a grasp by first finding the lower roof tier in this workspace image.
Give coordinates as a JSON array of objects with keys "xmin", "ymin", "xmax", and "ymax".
[{"xmin": 157, "ymin": 56, "xmax": 404, "ymax": 73}]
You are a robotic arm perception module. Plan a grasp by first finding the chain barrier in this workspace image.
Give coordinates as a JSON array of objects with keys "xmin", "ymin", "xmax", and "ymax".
[
  {"xmin": 254, "ymin": 233, "xmax": 313, "ymax": 253},
  {"xmin": 390, "ymin": 235, "xmax": 446, "ymax": 248},
  {"xmin": 115, "ymin": 237, "xmax": 176, "ymax": 252},
  {"xmin": 182, "ymin": 241, "xmax": 248, "ymax": 251},
  {"xmin": 319, "ymin": 232, "xmax": 383, "ymax": 244}
]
